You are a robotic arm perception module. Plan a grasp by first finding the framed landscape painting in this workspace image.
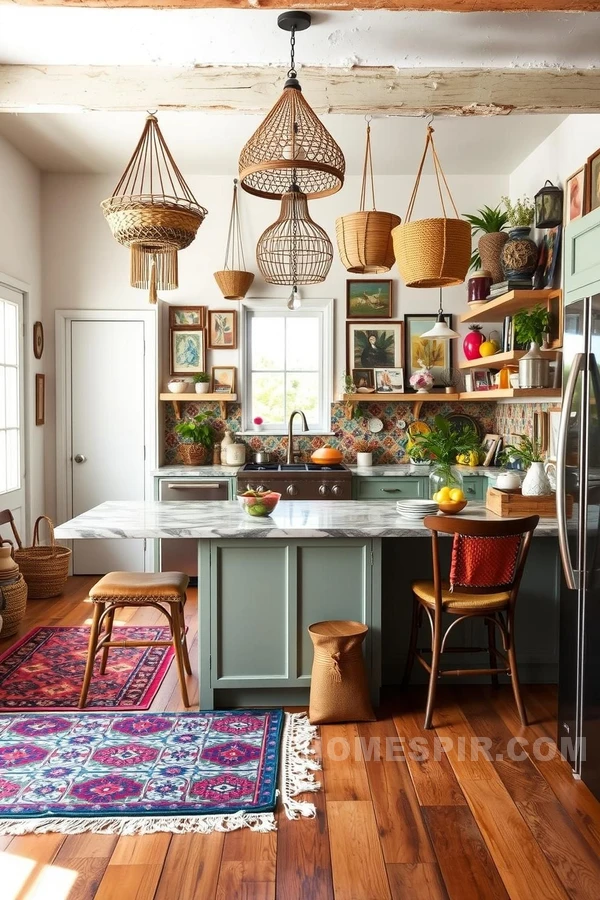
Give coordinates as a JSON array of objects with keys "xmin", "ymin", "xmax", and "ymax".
[
  {"xmin": 170, "ymin": 329, "xmax": 206, "ymax": 375},
  {"xmin": 404, "ymin": 314, "xmax": 453, "ymax": 387},
  {"xmin": 346, "ymin": 280, "xmax": 392, "ymax": 319},
  {"xmin": 346, "ymin": 321, "xmax": 402, "ymax": 371}
]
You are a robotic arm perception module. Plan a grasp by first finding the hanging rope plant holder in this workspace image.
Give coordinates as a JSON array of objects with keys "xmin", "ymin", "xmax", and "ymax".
[
  {"xmin": 392, "ymin": 125, "xmax": 471, "ymax": 288},
  {"xmin": 214, "ymin": 179, "xmax": 254, "ymax": 300},
  {"xmin": 335, "ymin": 120, "xmax": 401, "ymax": 274}
]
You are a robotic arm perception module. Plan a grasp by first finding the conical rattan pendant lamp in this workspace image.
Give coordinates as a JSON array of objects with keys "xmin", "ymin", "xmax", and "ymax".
[
  {"xmin": 336, "ymin": 119, "xmax": 401, "ymax": 274},
  {"xmin": 256, "ymin": 183, "xmax": 333, "ymax": 285},
  {"xmin": 239, "ymin": 12, "xmax": 345, "ymax": 201},
  {"xmin": 101, "ymin": 114, "xmax": 208, "ymax": 303},
  {"xmin": 214, "ymin": 179, "xmax": 254, "ymax": 300}
]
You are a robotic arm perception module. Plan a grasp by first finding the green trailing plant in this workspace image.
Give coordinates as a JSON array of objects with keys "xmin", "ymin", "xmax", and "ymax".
[
  {"xmin": 407, "ymin": 443, "xmax": 431, "ymax": 463},
  {"xmin": 501, "ymin": 195, "xmax": 535, "ymax": 228},
  {"xmin": 413, "ymin": 415, "xmax": 481, "ymax": 466},
  {"xmin": 174, "ymin": 411, "xmax": 214, "ymax": 447},
  {"xmin": 192, "ymin": 372, "xmax": 210, "ymax": 384},
  {"xmin": 497, "ymin": 434, "xmax": 544, "ymax": 469},
  {"xmin": 513, "ymin": 305, "xmax": 551, "ymax": 347},
  {"xmin": 463, "ymin": 205, "xmax": 509, "ymax": 271}
]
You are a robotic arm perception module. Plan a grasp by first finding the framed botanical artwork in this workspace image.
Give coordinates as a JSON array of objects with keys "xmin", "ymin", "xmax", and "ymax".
[
  {"xmin": 169, "ymin": 306, "xmax": 205, "ymax": 329},
  {"xmin": 208, "ymin": 310, "xmax": 237, "ymax": 350},
  {"xmin": 586, "ymin": 146, "xmax": 600, "ymax": 214},
  {"xmin": 170, "ymin": 329, "xmax": 206, "ymax": 375},
  {"xmin": 482, "ymin": 433, "xmax": 501, "ymax": 467},
  {"xmin": 352, "ymin": 368, "xmax": 375, "ymax": 391},
  {"xmin": 404, "ymin": 314, "xmax": 452, "ymax": 387},
  {"xmin": 212, "ymin": 366, "xmax": 236, "ymax": 394},
  {"xmin": 346, "ymin": 321, "xmax": 402, "ymax": 372},
  {"xmin": 346, "ymin": 280, "xmax": 392, "ymax": 319},
  {"xmin": 566, "ymin": 166, "xmax": 586, "ymax": 222},
  {"xmin": 33, "ymin": 321, "xmax": 44, "ymax": 360},
  {"xmin": 374, "ymin": 367, "xmax": 404, "ymax": 393},
  {"xmin": 35, "ymin": 374, "xmax": 45, "ymax": 426}
]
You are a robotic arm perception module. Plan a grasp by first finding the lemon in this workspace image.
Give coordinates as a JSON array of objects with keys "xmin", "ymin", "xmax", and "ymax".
[
  {"xmin": 449, "ymin": 488, "xmax": 465, "ymax": 501},
  {"xmin": 432, "ymin": 491, "xmax": 440, "ymax": 502},
  {"xmin": 437, "ymin": 487, "xmax": 452, "ymax": 501}
]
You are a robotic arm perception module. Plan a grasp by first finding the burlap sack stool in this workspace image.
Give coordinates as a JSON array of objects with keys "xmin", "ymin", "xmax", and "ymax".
[{"xmin": 308, "ymin": 620, "xmax": 375, "ymax": 724}]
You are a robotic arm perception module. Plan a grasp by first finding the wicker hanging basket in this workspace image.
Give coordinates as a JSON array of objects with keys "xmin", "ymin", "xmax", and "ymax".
[
  {"xmin": 336, "ymin": 121, "xmax": 400, "ymax": 274},
  {"xmin": 392, "ymin": 125, "xmax": 470, "ymax": 288},
  {"xmin": 12, "ymin": 516, "xmax": 71, "ymax": 600},
  {"xmin": 214, "ymin": 179, "xmax": 254, "ymax": 300},
  {"xmin": 0, "ymin": 574, "xmax": 27, "ymax": 637}
]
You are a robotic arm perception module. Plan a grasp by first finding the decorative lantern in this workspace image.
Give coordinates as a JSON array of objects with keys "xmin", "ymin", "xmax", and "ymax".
[
  {"xmin": 238, "ymin": 12, "xmax": 345, "ymax": 201},
  {"xmin": 214, "ymin": 179, "xmax": 254, "ymax": 300},
  {"xmin": 534, "ymin": 180, "xmax": 564, "ymax": 229},
  {"xmin": 101, "ymin": 114, "xmax": 207, "ymax": 303},
  {"xmin": 256, "ymin": 183, "xmax": 333, "ymax": 285}
]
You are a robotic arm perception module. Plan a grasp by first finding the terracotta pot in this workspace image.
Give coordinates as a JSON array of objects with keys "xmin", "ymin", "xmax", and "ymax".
[
  {"xmin": 179, "ymin": 443, "xmax": 209, "ymax": 465},
  {"xmin": 478, "ymin": 232, "xmax": 508, "ymax": 285}
]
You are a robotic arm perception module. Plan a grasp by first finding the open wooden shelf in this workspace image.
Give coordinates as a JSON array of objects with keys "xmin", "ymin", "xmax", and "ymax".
[
  {"xmin": 459, "ymin": 388, "xmax": 562, "ymax": 401},
  {"xmin": 160, "ymin": 392, "xmax": 237, "ymax": 419},
  {"xmin": 460, "ymin": 289, "xmax": 561, "ymax": 324},
  {"xmin": 341, "ymin": 388, "xmax": 561, "ymax": 417},
  {"xmin": 459, "ymin": 349, "xmax": 558, "ymax": 371}
]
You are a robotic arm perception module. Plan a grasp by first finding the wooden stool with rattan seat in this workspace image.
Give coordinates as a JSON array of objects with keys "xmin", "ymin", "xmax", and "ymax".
[
  {"xmin": 79, "ymin": 571, "xmax": 192, "ymax": 709},
  {"xmin": 403, "ymin": 514, "xmax": 539, "ymax": 730}
]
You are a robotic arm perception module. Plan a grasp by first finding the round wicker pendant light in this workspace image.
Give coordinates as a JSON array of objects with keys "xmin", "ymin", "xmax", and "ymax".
[
  {"xmin": 256, "ymin": 184, "xmax": 333, "ymax": 285},
  {"xmin": 214, "ymin": 178, "xmax": 255, "ymax": 301},
  {"xmin": 239, "ymin": 12, "xmax": 345, "ymax": 201}
]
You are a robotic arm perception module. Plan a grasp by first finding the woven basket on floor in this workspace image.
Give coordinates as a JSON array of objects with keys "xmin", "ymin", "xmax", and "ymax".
[
  {"xmin": 214, "ymin": 269, "xmax": 255, "ymax": 301},
  {"xmin": 308, "ymin": 620, "xmax": 375, "ymax": 724},
  {"xmin": 179, "ymin": 443, "xmax": 209, "ymax": 466},
  {"xmin": 392, "ymin": 125, "xmax": 470, "ymax": 288},
  {"xmin": 13, "ymin": 516, "xmax": 71, "ymax": 600},
  {"xmin": 0, "ymin": 574, "xmax": 27, "ymax": 637}
]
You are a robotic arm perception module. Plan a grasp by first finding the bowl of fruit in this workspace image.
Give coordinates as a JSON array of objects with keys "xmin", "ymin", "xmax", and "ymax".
[
  {"xmin": 237, "ymin": 490, "xmax": 281, "ymax": 518},
  {"xmin": 432, "ymin": 486, "xmax": 468, "ymax": 515}
]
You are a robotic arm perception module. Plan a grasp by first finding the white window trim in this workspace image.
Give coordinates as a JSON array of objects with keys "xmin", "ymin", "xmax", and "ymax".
[{"xmin": 240, "ymin": 298, "xmax": 333, "ymax": 435}]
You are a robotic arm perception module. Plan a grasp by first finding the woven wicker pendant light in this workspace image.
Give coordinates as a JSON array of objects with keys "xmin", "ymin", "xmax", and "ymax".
[
  {"xmin": 336, "ymin": 119, "xmax": 401, "ymax": 274},
  {"xmin": 101, "ymin": 114, "xmax": 207, "ymax": 303},
  {"xmin": 256, "ymin": 183, "xmax": 333, "ymax": 285},
  {"xmin": 239, "ymin": 12, "xmax": 345, "ymax": 201},
  {"xmin": 214, "ymin": 179, "xmax": 255, "ymax": 301}
]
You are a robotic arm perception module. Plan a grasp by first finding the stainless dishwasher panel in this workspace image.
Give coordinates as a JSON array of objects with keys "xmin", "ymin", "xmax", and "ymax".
[{"xmin": 159, "ymin": 480, "xmax": 229, "ymax": 576}]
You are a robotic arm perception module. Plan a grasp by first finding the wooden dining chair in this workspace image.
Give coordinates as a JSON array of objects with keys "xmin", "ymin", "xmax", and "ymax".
[{"xmin": 403, "ymin": 514, "xmax": 539, "ymax": 729}]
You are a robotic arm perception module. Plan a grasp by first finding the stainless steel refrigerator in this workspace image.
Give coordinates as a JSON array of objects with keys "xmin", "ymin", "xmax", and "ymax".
[{"xmin": 557, "ymin": 293, "xmax": 600, "ymax": 799}]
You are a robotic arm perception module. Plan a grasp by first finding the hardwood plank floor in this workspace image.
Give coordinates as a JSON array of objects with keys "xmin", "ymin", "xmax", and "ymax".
[{"xmin": 1, "ymin": 577, "xmax": 600, "ymax": 899}]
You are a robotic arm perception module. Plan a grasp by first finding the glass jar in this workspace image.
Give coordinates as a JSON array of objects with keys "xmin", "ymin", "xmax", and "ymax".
[{"xmin": 429, "ymin": 464, "xmax": 464, "ymax": 498}]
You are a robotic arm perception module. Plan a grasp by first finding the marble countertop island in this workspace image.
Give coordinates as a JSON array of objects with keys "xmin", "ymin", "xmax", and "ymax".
[{"xmin": 55, "ymin": 500, "xmax": 559, "ymax": 540}]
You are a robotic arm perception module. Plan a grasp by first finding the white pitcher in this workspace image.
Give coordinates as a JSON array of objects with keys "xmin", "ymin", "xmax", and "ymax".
[{"xmin": 522, "ymin": 461, "xmax": 552, "ymax": 497}]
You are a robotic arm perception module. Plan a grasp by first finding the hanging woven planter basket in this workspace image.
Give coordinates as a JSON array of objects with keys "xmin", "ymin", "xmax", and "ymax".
[
  {"xmin": 336, "ymin": 120, "xmax": 400, "ymax": 274},
  {"xmin": 214, "ymin": 179, "xmax": 254, "ymax": 300},
  {"xmin": 392, "ymin": 125, "xmax": 470, "ymax": 288}
]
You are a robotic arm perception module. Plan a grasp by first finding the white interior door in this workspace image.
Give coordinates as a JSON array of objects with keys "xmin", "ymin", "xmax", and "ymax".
[
  {"xmin": 71, "ymin": 319, "xmax": 146, "ymax": 574},
  {"xmin": 0, "ymin": 282, "xmax": 26, "ymax": 543}
]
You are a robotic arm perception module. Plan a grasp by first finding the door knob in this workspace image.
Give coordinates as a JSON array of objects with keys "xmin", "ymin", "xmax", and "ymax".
[{"xmin": 74, "ymin": 454, "xmax": 86, "ymax": 464}]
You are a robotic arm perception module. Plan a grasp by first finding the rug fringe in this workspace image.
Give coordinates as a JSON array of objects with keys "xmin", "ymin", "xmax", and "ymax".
[
  {"xmin": 279, "ymin": 712, "xmax": 321, "ymax": 820},
  {"xmin": 0, "ymin": 810, "xmax": 277, "ymax": 836}
]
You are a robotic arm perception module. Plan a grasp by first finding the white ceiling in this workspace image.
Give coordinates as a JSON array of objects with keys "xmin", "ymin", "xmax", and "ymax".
[
  {"xmin": 0, "ymin": 111, "xmax": 565, "ymax": 175},
  {"xmin": 0, "ymin": 8, "xmax": 598, "ymax": 69}
]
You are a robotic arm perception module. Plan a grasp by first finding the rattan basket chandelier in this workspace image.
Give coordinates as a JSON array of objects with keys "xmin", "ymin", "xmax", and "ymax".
[
  {"xmin": 214, "ymin": 178, "xmax": 254, "ymax": 301},
  {"xmin": 101, "ymin": 114, "xmax": 207, "ymax": 303},
  {"xmin": 239, "ymin": 12, "xmax": 345, "ymax": 201},
  {"xmin": 256, "ymin": 183, "xmax": 333, "ymax": 285}
]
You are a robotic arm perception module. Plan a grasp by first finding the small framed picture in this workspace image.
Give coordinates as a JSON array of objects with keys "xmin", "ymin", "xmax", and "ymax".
[
  {"xmin": 566, "ymin": 166, "xmax": 586, "ymax": 222},
  {"xmin": 33, "ymin": 321, "xmax": 44, "ymax": 360},
  {"xmin": 472, "ymin": 369, "xmax": 491, "ymax": 391},
  {"xmin": 352, "ymin": 368, "xmax": 375, "ymax": 391},
  {"xmin": 542, "ymin": 226, "xmax": 562, "ymax": 289},
  {"xmin": 35, "ymin": 374, "xmax": 45, "ymax": 426},
  {"xmin": 170, "ymin": 329, "xmax": 206, "ymax": 375},
  {"xmin": 212, "ymin": 366, "xmax": 236, "ymax": 394},
  {"xmin": 346, "ymin": 280, "xmax": 393, "ymax": 319},
  {"xmin": 482, "ymin": 433, "xmax": 501, "ymax": 467},
  {"xmin": 208, "ymin": 310, "xmax": 237, "ymax": 350},
  {"xmin": 169, "ymin": 306, "xmax": 205, "ymax": 329},
  {"xmin": 586, "ymin": 146, "xmax": 600, "ymax": 214},
  {"xmin": 404, "ymin": 313, "xmax": 453, "ymax": 387},
  {"xmin": 346, "ymin": 321, "xmax": 403, "ymax": 372},
  {"xmin": 374, "ymin": 367, "xmax": 405, "ymax": 393}
]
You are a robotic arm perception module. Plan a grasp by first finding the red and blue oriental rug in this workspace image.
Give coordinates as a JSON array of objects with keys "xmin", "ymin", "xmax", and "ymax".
[
  {"xmin": 0, "ymin": 626, "xmax": 178, "ymax": 711},
  {"xmin": 0, "ymin": 710, "xmax": 319, "ymax": 834}
]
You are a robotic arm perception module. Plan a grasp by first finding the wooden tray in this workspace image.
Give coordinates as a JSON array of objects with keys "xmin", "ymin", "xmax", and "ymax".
[{"xmin": 486, "ymin": 486, "xmax": 572, "ymax": 519}]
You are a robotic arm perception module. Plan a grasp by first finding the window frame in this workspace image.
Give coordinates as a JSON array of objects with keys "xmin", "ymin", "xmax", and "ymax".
[{"xmin": 241, "ymin": 298, "xmax": 333, "ymax": 434}]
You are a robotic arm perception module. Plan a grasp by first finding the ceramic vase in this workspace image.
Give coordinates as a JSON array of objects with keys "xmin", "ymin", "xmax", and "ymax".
[
  {"xmin": 478, "ymin": 233, "xmax": 507, "ymax": 285},
  {"xmin": 501, "ymin": 227, "xmax": 539, "ymax": 279},
  {"xmin": 356, "ymin": 452, "xmax": 373, "ymax": 467},
  {"xmin": 463, "ymin": 325, "xmax": 485, "ymax": 361},
  {"xmin": 195, "ymin": 382, "xmax": 210, "ymax": 394},
  {"xmin": 521, "ymin": 461, "xmax": 552, "ymax": 496}
]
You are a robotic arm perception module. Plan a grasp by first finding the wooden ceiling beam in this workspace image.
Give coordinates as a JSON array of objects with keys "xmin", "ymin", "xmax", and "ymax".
[
  {"xmin": 1, "ymin": 65, "xmax": 599, "ymax": 115},
  {"xmin": 0, "ymin": 1, "xmax": 593, "ymax": 10}
]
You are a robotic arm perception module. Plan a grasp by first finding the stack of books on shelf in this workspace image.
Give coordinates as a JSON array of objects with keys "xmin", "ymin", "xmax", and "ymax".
[{"xmin": 487, "ymin": 278, "xmax": 533, "ymax": 300}]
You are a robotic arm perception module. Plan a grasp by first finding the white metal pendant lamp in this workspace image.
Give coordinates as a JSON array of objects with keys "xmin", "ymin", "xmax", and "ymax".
[{"xmin": 421, "ymin": 290, "xmax": 460, "ymax": 339}]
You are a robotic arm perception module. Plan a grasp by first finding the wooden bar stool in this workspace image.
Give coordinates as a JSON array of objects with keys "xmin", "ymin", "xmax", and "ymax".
[
  {"xmin": 403, "ymin": 515, "xmax": 539, "ymax": 730},
  {"xmin": 79, "ymin": 571, "xmax": 192, "ymax": 709}
]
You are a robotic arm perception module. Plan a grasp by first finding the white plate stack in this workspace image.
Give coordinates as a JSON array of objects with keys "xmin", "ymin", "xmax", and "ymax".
[{"xmin": 395, "ymin": 498, "xmax": 439, "ymax": 520}]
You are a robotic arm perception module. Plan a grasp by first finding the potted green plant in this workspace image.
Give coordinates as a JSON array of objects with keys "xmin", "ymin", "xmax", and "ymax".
[
  {"xmin": 406, "ymin": 443, "xmax": 431, "ymax": 467},
  {"xmin": 500, "ymin": 196, "xmax": 538, "ymax": 279},
  {"xmin": 464, "ymin": 205, "xmax": 509, "ymax": 284},
  {"xmin": 413, "ymin": 415, "xmax": 481, "ymax": 496},
  {"xmin": 513, "ymin": 304, "xmax": 552, "ymax": 388},
  {"xmin": 174, "ymin": 411, "xmax": 214, "ymax": 465},
  {"xmin": 497, "ymin": 435, "xmax": 551, "ymax": 496},
  {"xmin": 193, "ymin": 372, "xmax": 211, "ymax": 394}
]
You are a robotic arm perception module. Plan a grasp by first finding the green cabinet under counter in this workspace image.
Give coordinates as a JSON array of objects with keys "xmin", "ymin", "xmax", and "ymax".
[
  {"xmin": 461, "ymin": 477, "xmax": 486, "ymax": 501},
  {"xmin": 354, "ymin": 477, "xmax": 425, "ymax": 500}
]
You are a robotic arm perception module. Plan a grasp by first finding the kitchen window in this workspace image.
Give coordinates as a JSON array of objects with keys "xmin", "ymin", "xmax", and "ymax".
[{"xmin": 242, "ymin": 299, "xmax": 333, "ymax": 433}]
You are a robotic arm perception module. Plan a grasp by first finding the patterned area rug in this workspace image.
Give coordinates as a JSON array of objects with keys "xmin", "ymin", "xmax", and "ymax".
[
  {"xmin": 0, "ymin": 710, "xmax": 319, "ymax": 834},
  {"xmin": 0, "ymin": 626, "xmax": 178, "ymax": 711}
]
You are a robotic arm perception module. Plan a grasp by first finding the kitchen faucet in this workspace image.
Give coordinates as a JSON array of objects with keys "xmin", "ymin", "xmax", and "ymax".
[{"xmin": 286, "ymin": 409, "xmax": 309, "ymax": 464}]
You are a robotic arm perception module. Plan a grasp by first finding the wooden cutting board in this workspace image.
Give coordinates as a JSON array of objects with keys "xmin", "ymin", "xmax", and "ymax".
[{"xmin": 486, "ymin": 486, "xmax": 573, "ymax": 518}]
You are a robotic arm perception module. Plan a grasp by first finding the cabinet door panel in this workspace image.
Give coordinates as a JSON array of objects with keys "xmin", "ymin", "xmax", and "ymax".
[
  {"xmin": 462, "ymin": 477, "xmax": 485, "ymax": 500},
  {"xmin": 356, "ymin": 478, "xmax": 423, "ymax": 500}
]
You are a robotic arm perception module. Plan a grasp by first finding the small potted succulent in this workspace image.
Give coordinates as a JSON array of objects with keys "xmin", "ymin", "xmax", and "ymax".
[
  {"xmin": 193, "ymin": 372, "xmax": 210, "ymax": 394},
  {"xmin": 253, "ymin": 416, "xmax": 264, "ymax": 433},
  {"xmin": 174, "ymin": 411, "xmax": 214, "ymax": 465},
  {"xmin": 355, "ymin": 439, "xmax": 376, "ymax": 468}
]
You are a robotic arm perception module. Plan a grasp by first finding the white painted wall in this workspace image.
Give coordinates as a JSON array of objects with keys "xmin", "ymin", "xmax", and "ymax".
[{"xmin": 0, "ymin": 133, "xmax": 43, "ymax": 531}]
